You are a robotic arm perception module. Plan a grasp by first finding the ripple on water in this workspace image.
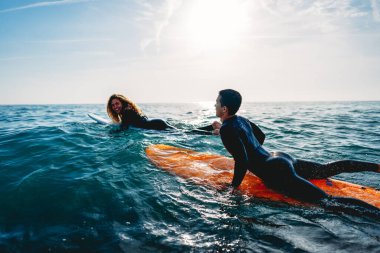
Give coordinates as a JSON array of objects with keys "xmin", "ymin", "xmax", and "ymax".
[{"xmin": 0, "ymin": 102, "xmax": 379, "ymax": 252}]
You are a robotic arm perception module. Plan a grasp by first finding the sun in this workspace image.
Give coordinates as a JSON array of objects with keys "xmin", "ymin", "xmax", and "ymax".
[{"xmin": 184, "ymin": 0, "xmax": 249, "ymax": 51}]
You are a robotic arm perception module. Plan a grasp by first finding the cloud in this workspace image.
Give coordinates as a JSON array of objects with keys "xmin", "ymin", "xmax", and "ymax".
[
  {"xmin": 258, "ymin": 0, "xmax": 369, "ymax": 34},
  {"xmin": 259, "ymin": 0, "xmax": 368, "ymax": 18},
  {"xmin": 371, "ymin": 0, "xmax": 380, "ymax": 22},
  {"xmin": 29, "ymin": 38, "xmax": 115, "ymax": 44},
  {"xmin": 0, "ymin": 0, "xmax": 91, "ymax": 13},
  {"xmin": 136, "ymin": 0, "xmax": 182, "ymax": 52},
  {"xmin": 0, "ymin": 56, "xmax": 35, "ymax": 61}
]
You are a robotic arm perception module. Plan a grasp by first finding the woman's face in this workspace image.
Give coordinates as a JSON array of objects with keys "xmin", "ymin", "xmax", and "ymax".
[{"xmin": 111, "ymin": 98, "xmax": 123, "ymax": 114}]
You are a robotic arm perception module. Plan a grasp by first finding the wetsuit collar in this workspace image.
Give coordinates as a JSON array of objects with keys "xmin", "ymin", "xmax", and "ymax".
[{"xmin": 222, "ymin": 114, "xmax": 237, "ymax": 123}]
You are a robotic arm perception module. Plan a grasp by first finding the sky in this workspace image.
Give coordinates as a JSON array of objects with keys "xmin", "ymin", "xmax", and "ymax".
[{"xmin": 0, "ymin": 0, "xmax": 380, "ymax": 104}]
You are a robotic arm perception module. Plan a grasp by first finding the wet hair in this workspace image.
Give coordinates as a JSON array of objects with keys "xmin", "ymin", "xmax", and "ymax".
[
  {"xmin": 219, "ymin": 89, "xmax": 242, "ymax": 115},
  {"xmin": 106, "ymin": 94, "xmax": 144, "ymax": 123}
]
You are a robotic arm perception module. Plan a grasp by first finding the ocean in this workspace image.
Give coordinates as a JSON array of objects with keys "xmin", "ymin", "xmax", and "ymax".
[{"xmin": 0, "ymin": 101, "xmax": 379, "ymax": 252}]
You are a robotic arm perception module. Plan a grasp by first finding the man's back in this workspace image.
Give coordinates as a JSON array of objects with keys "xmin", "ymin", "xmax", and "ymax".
[{"xmin": 220, "ymin": 115, "xmax": 270, "ymax": 187}]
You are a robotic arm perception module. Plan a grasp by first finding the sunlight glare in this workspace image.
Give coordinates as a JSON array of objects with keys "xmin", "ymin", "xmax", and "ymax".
[{"xmin": 185, "ymin": 0, "xmax": 249, "ymax": 51}]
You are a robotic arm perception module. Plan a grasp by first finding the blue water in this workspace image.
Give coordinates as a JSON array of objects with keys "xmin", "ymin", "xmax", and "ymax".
[{"xmin": 0, "ymin": 102, "xmax": 379, "ymax": 253}]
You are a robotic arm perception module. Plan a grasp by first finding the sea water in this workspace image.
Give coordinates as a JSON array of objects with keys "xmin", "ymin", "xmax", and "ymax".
[{"xmin": 0, "ymin": 101, "xmax": 379, "ymax": 252}]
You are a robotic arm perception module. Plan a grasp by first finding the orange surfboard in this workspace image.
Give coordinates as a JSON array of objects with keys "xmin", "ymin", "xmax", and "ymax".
[{"xmin": 146, "ymin": 144, "xmax": 380, "ymax": 208}]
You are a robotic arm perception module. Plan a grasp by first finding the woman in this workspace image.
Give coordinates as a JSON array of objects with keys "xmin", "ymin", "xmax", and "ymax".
[
  {"xmin": 107, "ymin": 94, "xmax": 174, "ymax": 131},
  {"xmin": 107, "ymin": 94, "xmax": 267, "ymax": 142}
]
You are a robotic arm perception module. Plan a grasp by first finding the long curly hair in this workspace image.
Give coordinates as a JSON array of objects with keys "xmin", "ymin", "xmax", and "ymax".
[{"xmin": 107, "ymin": 94, "xmax": 144, "ymax": 123}]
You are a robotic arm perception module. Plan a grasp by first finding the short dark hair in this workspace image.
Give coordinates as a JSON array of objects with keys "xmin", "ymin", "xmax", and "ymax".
[{"xmin": 219, "ymin": 89, "xmax": 242, "ymax": 115}]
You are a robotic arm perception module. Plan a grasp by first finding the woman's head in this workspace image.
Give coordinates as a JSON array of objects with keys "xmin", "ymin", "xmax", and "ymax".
[{"xmin": 106, "ymin": 94, "xmax": 143, "ymax": 123}]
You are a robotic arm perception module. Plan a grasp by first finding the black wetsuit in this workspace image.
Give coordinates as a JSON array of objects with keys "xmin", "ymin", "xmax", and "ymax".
[
  {"xmin": 120, "ymin": 109, "xmax": 173, "ymax": 131},
  {"xmin": 196, "ymin": 120, "xmax": 265, "ymax": 144},
  {"xmin": 220, "ymin": 115, "xmax": 379, "ymax": 217}
]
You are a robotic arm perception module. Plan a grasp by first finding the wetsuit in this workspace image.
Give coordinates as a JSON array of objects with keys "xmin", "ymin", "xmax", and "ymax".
[
  {"xmin": 196, "ymin": 120, "xmax": 266, "ymax": 144},
  {"xmin": 220, "ymin": 115, "xmax": 379, "ymax": 217},
  {"xmin": 267, "ymin": 152, "xmax": 379, "ymax": 179},
  {"xmin": 120, "ymin": 109, "xmax": 173, "ymax": 131}
]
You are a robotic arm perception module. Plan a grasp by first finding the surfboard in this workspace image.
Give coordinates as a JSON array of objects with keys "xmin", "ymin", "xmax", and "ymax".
[
  {"xmin": 146, "ymin": 144, "xmax": 380, "ymax": 208},
  {"xmin": 88, "ymin": 113, "xmax": 113, "ymax": 125}
]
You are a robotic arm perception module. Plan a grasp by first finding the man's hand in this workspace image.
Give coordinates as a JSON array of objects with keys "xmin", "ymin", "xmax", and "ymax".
[
  {"xmin": 212, "ymin": 121, "xmax": 222, "ymax": 130},
  {"xmin": 230, "ymin": 187, "xmax": 240, "ymax": 195},
  {"xmin": 219, "ymin": 183, "xmax": 239, "ymax": 194},
  {"xmin": 212, "ymin": 129, "xmax": 220, "ymax": 135},
  {"xmin": 211, "ymin": 121, "xmax": 222, "ymax": 135}
]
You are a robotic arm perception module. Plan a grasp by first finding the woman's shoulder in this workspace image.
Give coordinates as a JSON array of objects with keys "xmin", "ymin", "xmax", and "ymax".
[{"xmin": 124, "ymin": 108, "xmax": 147, "ymax": 120}]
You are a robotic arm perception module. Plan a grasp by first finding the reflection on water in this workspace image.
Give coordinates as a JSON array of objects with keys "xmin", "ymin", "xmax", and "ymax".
[{"xmin": 0, "ymin": 102, "xmax": 379, "ymax": 252}]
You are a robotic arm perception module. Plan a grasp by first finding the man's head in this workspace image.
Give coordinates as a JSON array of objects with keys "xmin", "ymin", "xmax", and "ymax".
[{"xmin": 215, "ymin": 89, "xmax": 242, "ymax": 119}]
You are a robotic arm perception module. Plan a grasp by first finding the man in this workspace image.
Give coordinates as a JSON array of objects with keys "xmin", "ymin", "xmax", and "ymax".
[{"xmin": 215, "ymin": 89, "xmax": 379, "ymax": 216}]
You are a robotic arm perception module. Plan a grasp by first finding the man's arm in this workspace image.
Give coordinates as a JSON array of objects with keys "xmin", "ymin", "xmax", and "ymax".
[
  {"xmin": 220, "ymin": 127, "xmax": 250, "ymax": 188},
  {"xmin": 249, "ymin": 121, "xmax": 265, "ymax": 145}
]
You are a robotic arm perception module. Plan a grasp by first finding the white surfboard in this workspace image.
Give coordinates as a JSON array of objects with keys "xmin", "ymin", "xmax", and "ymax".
[{"xmin": 88, "ymin": 113, "xmax": 114, "ymax": 125}]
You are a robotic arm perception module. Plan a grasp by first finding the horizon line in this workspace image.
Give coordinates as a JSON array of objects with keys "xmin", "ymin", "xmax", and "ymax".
[{"xmin": 1, "ymin": 99, "xmax": 379, "ymax": 106}]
